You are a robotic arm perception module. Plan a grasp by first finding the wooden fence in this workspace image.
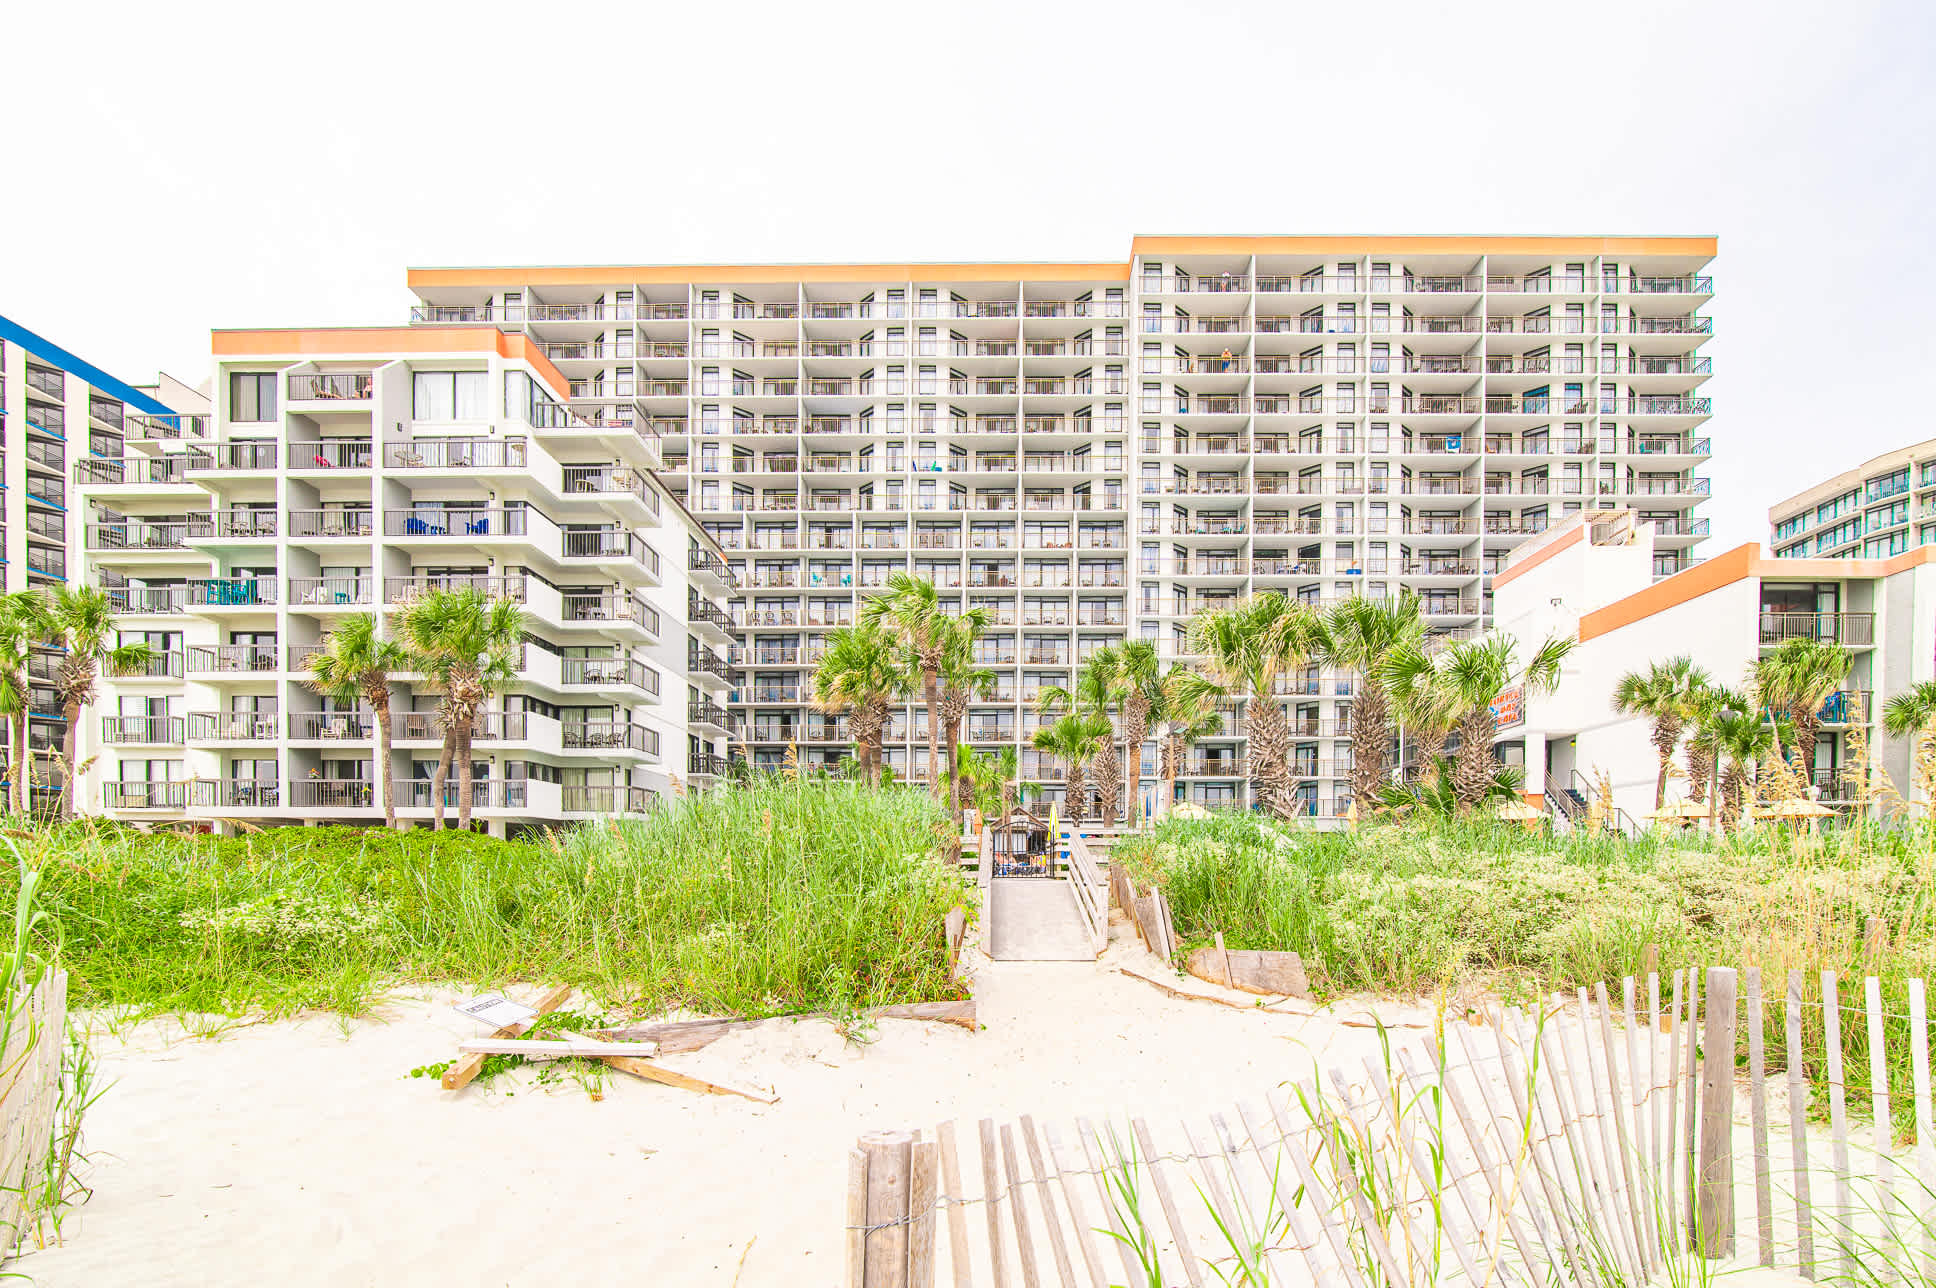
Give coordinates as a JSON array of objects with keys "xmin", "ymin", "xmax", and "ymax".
[
  {"xmin": 844, "ymin": 965, "xmax": 1936, "ymax": 1285},
  {"xmin": 0, "ymin": 969, "xmax": 67, "ymax": 1255},
  {"xmin": 1061, "ymin": 832, "xmax": 1108, "ymax": 957}
]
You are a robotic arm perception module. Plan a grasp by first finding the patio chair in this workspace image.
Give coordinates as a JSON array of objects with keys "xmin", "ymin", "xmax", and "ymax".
[{"xmin": 403, "ymin": 516, "xmax": 429, "ymax": 536}]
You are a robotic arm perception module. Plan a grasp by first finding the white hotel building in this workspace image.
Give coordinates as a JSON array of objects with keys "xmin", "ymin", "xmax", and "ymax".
[
  {"xmin": 74, "ymin": 326, "xmax": 732, "ymax": 834},
  {"xmin": 402, "ymin": 235, "xmax": 1715, "ymax": 818}
]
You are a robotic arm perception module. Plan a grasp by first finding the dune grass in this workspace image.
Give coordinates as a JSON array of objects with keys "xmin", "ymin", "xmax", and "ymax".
[
  {"xmin": 12, "ymin": 779, "xmax": 969, "ymax": 1022},
  {"xmin": 1116, "ymin": 811, "xmax": 1936, "ymax": 1138}
]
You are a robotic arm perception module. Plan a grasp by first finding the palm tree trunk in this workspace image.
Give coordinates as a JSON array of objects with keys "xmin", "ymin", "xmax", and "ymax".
[
  {"xmin": 58, "ymin": 698, "xmax": 81, "ymax": 819},
  {"xmin": 1791, "ymin": 709, "xmax": 1820, "ymax": 787},
  {"xmin": 1651, "ymin": 716, "xmax": 1681, "ymax": 809},
  {"xmin": 1247, "ymin": 693, "xmax": 1294, "ymax": 819},
  {"xmin": 1123, "ymin": 697, "xmax": 1149, "ymax": 830},
  {"xmin": 1414, "ymin": 729, "xmax": 1447, "ymax": 785},
  {"xmin": 373, "ymin": 695, "xmax": 396, "ymax": 829},
  {"xmin": 1092, "ymin": 735, "xmax": 1121, "ymax": 825},
  {"xmin": 1349, "ymin": 680, "xmax": 1390, "ymax": 811},
  {"xmin": 1686, "ymin": 743, "xmax": 1712, "ymax": 804},
  {"xmin": 430, "ymin": 725, "xmax": 455, "ymax": 829},
  {"xmin": 1162, "ymin": 733, "xmax": 1181, "ymax": 817},
  {"xmin": 456, "ymin": 724, "xmax": 476, "ymax": 831},
  {"xmin": 11, "ymin": 710, "xmax": 26, "ymax": 814},
  {"xmin": 942, "ymin": 721, "xmax": 961, "ymax": 825},
  {"xmin": 1451, "ymin": 708, "xmax": 1498, "ymax": 809},
  {"xmin": 922, "ymin": 665, "xmax": 942, "ymax": 799}
]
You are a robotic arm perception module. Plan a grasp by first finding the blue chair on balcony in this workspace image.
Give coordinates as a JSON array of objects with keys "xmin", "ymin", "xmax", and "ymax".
[
  {"xmin": 466, "ymin": 518, "xmax": 490, "ymax": 535},
  {"xmin": 404, "ymin": 516, "xmax": 429, "ymax": 536}
]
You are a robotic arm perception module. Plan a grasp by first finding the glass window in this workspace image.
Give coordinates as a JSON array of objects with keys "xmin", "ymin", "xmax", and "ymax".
[
  {"xmin": 229, "ymin": 372, "xmax": 276, "ymax": 422},
  {"xmin": 413, "ymin": 371, "xmax": 488, "ymax": 421}
]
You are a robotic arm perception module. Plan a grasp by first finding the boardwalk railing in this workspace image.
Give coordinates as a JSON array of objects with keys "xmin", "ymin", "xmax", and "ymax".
[
  {"xmin": 1061, "ymin": 831, "xmax": 1108, "ymax": 956},
  {"xmin": 843, "ymin": 964, "xmax": 1936, "ymax": 1285},
  {"xmin": 0, "ymin": 969, "xmax": 68, "ymax": 1254}
]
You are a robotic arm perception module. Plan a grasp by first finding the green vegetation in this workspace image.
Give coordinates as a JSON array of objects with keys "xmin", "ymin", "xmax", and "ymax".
[{"xmin": 12, "ymin": 780, "xmax": 968, "ymax": 1022}]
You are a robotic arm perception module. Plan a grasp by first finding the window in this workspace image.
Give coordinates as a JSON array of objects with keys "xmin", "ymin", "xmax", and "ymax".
[
  {"xmin": 412, "ymin": 371, "xmax": 487, "ymax": 421},
  {"xmin": 229, "ymin": 372, "xmax": 276, "ymax": 422}
]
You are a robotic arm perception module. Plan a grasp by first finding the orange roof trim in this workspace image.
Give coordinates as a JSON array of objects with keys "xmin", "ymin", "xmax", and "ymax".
[
  {"xmin": 211, "ymin": 326, "xmax": 568, "ymax": 400},
  {"xmin": 1578, "ymin": 545, "xmax": 1759, "ymax": 642},
  {"xmin": 1490, "ymin": 524, "xmax": 1585, "ymax": 592},
  {"xmin": 408, "ymin": 262, "xmax": 1134, "ymax": 289}
]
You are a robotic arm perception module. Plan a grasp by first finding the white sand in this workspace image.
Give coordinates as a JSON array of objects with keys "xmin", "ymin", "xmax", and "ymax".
[{"xmin": 18, "ymin": 919, "xmax": 1432, "ymax": 1285}]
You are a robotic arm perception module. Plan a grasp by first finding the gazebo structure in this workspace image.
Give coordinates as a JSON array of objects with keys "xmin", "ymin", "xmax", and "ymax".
[{"xmin": 989, "ymin": 805, "xmax": 1051, "ymax": 876}]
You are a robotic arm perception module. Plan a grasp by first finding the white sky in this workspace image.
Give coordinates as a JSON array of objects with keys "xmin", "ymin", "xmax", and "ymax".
[{"xmin": 3, "ymin": 0, "xmax": 1931, "ymax": 551}]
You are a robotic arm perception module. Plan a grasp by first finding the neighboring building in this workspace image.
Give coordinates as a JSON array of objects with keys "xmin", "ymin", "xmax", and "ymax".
[
  {"xmin": 73, "ymin": 326, "xmax": 732, "ymax": 834},
  {"xmin": 406, "ymin": 234, "xmax": 1717, "ymax": 816},
  {"xmin": 1492, "ymin": 510, "xmax": 1920, "ymax": 826},
  {"xmin": 1769, "ymin": 440, "xmax": 1936, "ymax": 560},
  {"xmin": 0, "ymin": 315, "xmax": 205, "ymax": 799}
]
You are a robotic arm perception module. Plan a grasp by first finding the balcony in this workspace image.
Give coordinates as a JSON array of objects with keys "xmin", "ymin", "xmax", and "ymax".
[
  {"xmin": 562, "ymin": 722, "xmax": 657, "ymax": 756},
  {"xmin": 1758, "ymin": 612, "xmax": 1874, "ymax": 647},
  {"xmin": 106, "ymin": 586, "xmax": 187, "ymax": 615},
  {"xmin": 385, "ymin": 574, "xmax": 528, "ymax": 605},
  {"xmin": 689, "ymin": 697, "xmax": 735, "ymax": 732},
  {"xmin": 75, "ymin": 457, "xmax": 190, "ymax": 487},
  {"xmin": 86, "ymin": 520, "xmax": 188, "ymax": 550},
  {"xmin": 100, "ymin": 716, "xmax": 184, "ymax": 744},
  {"xmin": 289, "ymin": 577, "xmax": 375, "ymax": 608},
  {"xmin": 187, "ymin": 578, "xmax": 277, "ymax": 608},
  {"xmin": 188, "ymin": 713, "xmax": 280, "ymax": 742},
  {"xmin": 385, "ymin": 508, "xmax": 526, "ymax": 538},
  {"xmin": 187, "ymin": 644, "xmax": 279, "ymax": 674},
  {"xmin": 290, "ymin": 439, "xmax": 374, "ymax": 470},
  {"xmin": 187, "ymin": 443, "xmax": 278, "ymax": 471},
  {"xmin": 290, "ymin": 781, "xmax": 376, "ymax": 809},
  {"xmin": 394, "ymin": 711, "xmax": 529, "ymax": 742},
  {"xmin": 286, "ymin": 510, "xmax": 371, "ymax": 538},
  {"xmin": 561, "ymin": 657, "xmax": 659, "ymax": 696},
  {"xmin": 386, "ymin": 438, "xmax": 526, "ymax": 470},
  {"xmin": 688, "ymin": 752, "xmax": 730, "ymax": 778},
  {"xmin": 289, "ymin": 712, "xmax": 375, "ymax": 740},
  {"xmin": 561, "ymin": 784, "xmax": 654, "ymax": 815},
  {"xmin": 103, "ymin": 781, "xmax": 187, "ymax": 810},
  {"xmin": 400, "ymin": 780, "xmax": 526, "ymax": 810}
]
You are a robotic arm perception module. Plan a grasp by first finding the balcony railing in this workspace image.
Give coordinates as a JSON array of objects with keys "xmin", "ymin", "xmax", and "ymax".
[
  {"xmin": 187, "ymin": 443, "xmax": 278, "ymax": 471},
  {"xmin": 387, "ymin": 438, "xmax": 527, "ymax": 470},
  {"xmin": 100, "ymin": 716, "xmax": 184, "ymax": 744},
  {"xmin": 289, "ymin": 712, "xmax": 374, "ymax": 740},
  {"xmin": 386, "ymin": 574, "xmax": 528, "ymax": 604},
  {"xmin": 561, "ymin": 657, "xmax": 659, "ymax": 695},
  {"xmin": 86, "ymin": 520, "xmax": 188, "ymax": 550},
  {"xmin": 286, "ymin": 509, "xmax": 372, "ymax": 538},
  {"xmin": 561, "ymin": 784, "xmax": 653, "ymax": 814},
  {"xmin": 289, "ymin": 577, "xmax": 375, "ymax": 606},
  {"xmin": 189, "ymin": 510, "xmax": 282, "ymax": 539},
  {"xmin": 1758, "ymin": 612, "xmax": 1874, "ymax": 646},
  {"xmin": 187, "ymin": 713, "xmax": 280, "ymax": 742},
  {"xmin": 290, "ymin": 439, "xmax": 374, "ymax": 469},
  {"xmin": 688, "ymin": 752, "xmax": 731, "ymax": 777},
  {"xmin": 103, "ymin": 781, "xmax": 187, "ymax": 810},
  {"xmin": 562, "ymin": 722, "xmax": 658, "ymax": 755},
  {"xmin": 187, "ymin": 645, "xmax": 279, "ymax": 673},
  {"xmin": 187, "ymin": 578, "xmax": 278, "ymax": 607},
  {"xmin": 689, "ymin": 697, "xmax": 734, "ymax": 729},
  {"xmin": 400, "ymin": 780, "xmax": 525, "ymax": 809},
  {"xmin": 75, "ymin": 457, "xmax": 190, "ymax": 486},
  {"xmin": 286, "ymin": 371, "xmax": 374, "ymax": 402},
  {"xmin": 394, "ymin": 711, "xmax": 529, "ymax": 741},
  {"xmin": 288, "ymin": 780, "xmax": 376, "ymax": 809},
  {"xmin": 106, "ymin": 586, "xmax": 187, "ymax": 615}
]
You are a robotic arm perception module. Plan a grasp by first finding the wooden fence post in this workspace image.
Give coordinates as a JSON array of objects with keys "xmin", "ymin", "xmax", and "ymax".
[
  {"xmin": 1697, "ymin": 967, "xmax": 1737, "ymax": 1259},
  {"xmin": 860, "ymin": 1129, "xmax": 916, "ymax": 1288}
]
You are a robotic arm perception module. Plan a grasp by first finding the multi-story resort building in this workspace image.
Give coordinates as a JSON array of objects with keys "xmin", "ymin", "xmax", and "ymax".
[
  {"xmin": 0, "ymin": 315, "xmax": 206, "ymax": 798},
  {"xmin": 1494, "ymin": 510, "xmax": 1907, "ymax": 824},
  {"xmin": 72, "ymin": 326, "xmax": 731, "ymax": 834},
  {"xmin": 404, "ymin": 235, "xmax": 1715, "ymax": 818},
  {"xmin": 1769, "ymin": 439, "xmax": 1936, "ymax": 560}
]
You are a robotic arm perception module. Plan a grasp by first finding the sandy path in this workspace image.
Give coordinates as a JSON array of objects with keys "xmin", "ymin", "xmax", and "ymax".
[{"xmin": 19, "ymin": 920, "xmax": 1429, "ymax": 1285}]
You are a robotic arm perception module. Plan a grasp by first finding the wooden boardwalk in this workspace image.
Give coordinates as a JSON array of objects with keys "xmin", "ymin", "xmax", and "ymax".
[{"xmin": 986, "ymin": 881, "xmax": 1095, "ymax": 962}]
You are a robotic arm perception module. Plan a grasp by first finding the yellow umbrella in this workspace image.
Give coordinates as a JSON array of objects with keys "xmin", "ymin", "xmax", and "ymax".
[
  {"xmin": 1343, "ymin": 800, "xmax": 1359, "ymax": 827},
  {"xmin": 1172, "ymin": 802, "xmax": 1210, "ymax": 820},
  {"xmin": 1647, "ymin": 799, "xmax": 1711, "ymax": 823},
  {"xmin": 1751, "ymin": 797, "xmax": 1837, "ymax": 820}
]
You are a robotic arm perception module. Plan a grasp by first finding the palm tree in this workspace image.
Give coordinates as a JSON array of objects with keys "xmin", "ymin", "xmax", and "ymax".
[
  {"xmin": 0, "ymin": 592, "xmax": 50, "ymax": 814},
  {"xmin": 1754, "ymin": 637, "xmax": 1851, "ymax": 783},
  {"xmin": 1155, "ymin": 669, "xmax": 1223, "ymax": 818},
  {"xmin": 1110, "ymin": 641, "xmax": 1165, "ymax": 830},
  {"xmin": 1318, "ymin": 593, "xmax": 1424, "ymax": 808},
  {"xmin": 812, "ymin": 621, "xmax": 907, "ymax": 787},
  {"xmin": 1883, "ymin": 678, "xmax": 1936, "ymax": 762},
  {"xmin": 1437, "ymin": 633, "xmax": 1574, "ymax": 810},
  {"xmin": 1383, "ymin": 640, "xmax": 1463, "ymax": 787},
  {"xmin": 1039, "ymin": 646, "xmax": 1126, "ymax": 824},
  {"xmin": 1685, "ymin": 684, "xmax": 1753, "ymax": 826},
  {"xmin": 861, "ymin": 573, "xmax": 958, "ymax": 799},
  {"xmin": 306, "ymin": 613, "xmax": 409, "ymax": 828},
  {"xmin": 934, "ymin": 611, "xmax": 995, "ymax": 819},
  {"xmin": 400, "ymin": 587, "xmax": 524, "ymax": 830},
  {"xmin": 42, "ymin": 586, "xmax": 153, "ymax": 818},
  {"xmin": 1031, "ymin": 712, "xmax": 1108, "ymax": 821},
  {"xmin": 1714, "ymin": 708, "xmax": 1778, "ymax": 827},
  {"xmin": 1611, "ymin": 656, "xmax": 1712, "ymax": 809},
  {"xmin": 1187, "ymin": 593, "xmax": 1322, "ymax": 819}
]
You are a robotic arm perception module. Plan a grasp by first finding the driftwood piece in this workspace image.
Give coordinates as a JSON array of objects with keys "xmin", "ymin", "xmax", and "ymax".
[
  {"xmin": 458, "ymin": 1036, "xmax": 661, "ymax": 1059},
  {"xmin": 590, "ymin": 1041, "xmax": 781, "ymax": 1104},
  {"xmin": 604, "ymin": 1000, "xmax": 977, "ymax": 1051},
  {"xmin": 1183, "ymin": 946, "xmax": 1312, "ymax": 999},
  {"xmin": 441, "ymin": 983, "xmax": 574, "ymax": 1091}
]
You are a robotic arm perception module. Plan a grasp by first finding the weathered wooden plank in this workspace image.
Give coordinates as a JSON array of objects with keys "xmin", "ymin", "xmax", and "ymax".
[
  {"xmin": 1540, "ymin": 1009, "xmax": 1636, "ymax": 1282},
  {"xmin": 1491, "ymin": 1012, "xmax": 1599, "ymax": 1287},
  {"xmin": 936, "ymin": 1121, "xmax": 975, "ymax": 1288},
  {"xmin": 848, "ymin": 1148, "xmax": 870, "ymax": 1288},
  {"xmin": 1785, "ymin": 970, "xmax": 1817, "ymax": 1280},
  {"xmin": 441, "ymin": 982, "xmax": 574, "ymax": 1091},
  {"xmin": 1682, "ymin": 965, "xmax": 1703, "ymax": 1249},
  {"xmin": 1560, "ymin": 995, "xmax": 1643, "ymax": 1281},
  {"xmin": 1593, "ymin": 982, "xmax": 1652, "ymax": 1273},
  {"xmin": 862, "ymin": 1130, "xmax": 915, "ymax": 1288},
  {"xmin": 978, "ymin": 1118, "xmax": 1013, "ymax": 1288},
  {"xmin": 909, "ymin": 1139, "xmax": 940, "ymax": 1288},
  {"xmin": 1213, "ymin": 932, "xmax": 1233, "ymax": 988},
  {"xmin": 1130, "ymin": 1118, "xmax": 1202, "ymax": 1288},
  {"xmin": 1311, "ymin": 1077, "xmax": 1411, "ymax": 1287},
  {"xmin": 1646, "ymin": 970, "xmax": 1663, "ymax": 1248},
  {"xmin": 1374, "ymin": 1055, "xmax": 1488, "ymax": 1288},
  {"xmin": 1907, "ymin": 977, "xmax": 1935, "ymax": 1283},
  {"xmin": 999, "ymin": 1125, "xmax": 1043, "ymax": 1288},
  {"xmin": 1183, "ymin": 947, "xmax": 1313, "ymax": 998},
  {"xmin": 1041, "ymin": 1122, "xmax": 1110, "ymax": 1288},
  {"xmin": 1822, "ymin": 970, "xmax": 1853, "ymax": 1284},
  {"xmin": 1429, "ymin": 1038, "xmax": 1557, "ymax": 1286},
  {"xmin": 593, "ymin": 1044, "xmax": 779, "ymax": 1103},
  {"xmin": 1745, "ymin": 967, "xmax": 1774, "ymax": 1268},
  {"xmin": 1665, "ymin": 970, "xmax": 1686, "ymax": 1256},
  {"xmin": 1623, "ymin": 975, "xmax": 1661, "ymax": 1275},
  {"xmin": 1075, "ymin": 1117, "xmax": 1146, "ymax": 1288},
  {"xmin": 1864, "ymin": 976, "xmax": 1898, "ymax": 1264},
  {"xmin": 1697, "ymin": 967, "xmax": 1736, "ymax": 1259},
  {"xmin": 1233, "ymin": 1100, "xmax": 1345, "ymax": 1288},
  {"xmin": 457, "ymin": 1036, "xmax": 661, "ymax": 1059},
  {"xmin": 1017, "ymin": 1116, "xmax": 1077, "ymax": 1288},
  {"xmin": 605, "ymin": 999, "xmax": 977, "ymax": 1049}
]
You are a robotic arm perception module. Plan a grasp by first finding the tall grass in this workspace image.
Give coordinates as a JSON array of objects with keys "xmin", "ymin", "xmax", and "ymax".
[
  {"xmin": 1116, "ymin": 812, "xmax": 1936, "ymax": 1138},
  {"xmin": 11, "ymin": 780, "xmax": 968, "ymax": 1021}
]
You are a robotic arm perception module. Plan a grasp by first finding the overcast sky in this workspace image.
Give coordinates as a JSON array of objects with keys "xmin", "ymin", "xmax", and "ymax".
[{"xmin": 4, "ymin": 0, "xmax": 1930, "ymax": 550}]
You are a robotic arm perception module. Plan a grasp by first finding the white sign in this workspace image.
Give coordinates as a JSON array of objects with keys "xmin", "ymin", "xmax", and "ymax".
[{"xmin": 454, "ymin": 993, "xmax": 538, "ymax": 1030}]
